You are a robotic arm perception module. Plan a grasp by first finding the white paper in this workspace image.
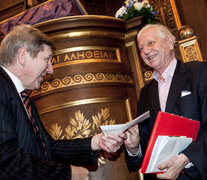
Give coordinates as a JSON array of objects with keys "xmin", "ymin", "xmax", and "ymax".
[
  {"xmin": 100, "ymin": 111, "xmax": 150, "ymax": 135},
  {"xmin": 146, "ymin": 135, "xmax": 192, "ymax": 173}
]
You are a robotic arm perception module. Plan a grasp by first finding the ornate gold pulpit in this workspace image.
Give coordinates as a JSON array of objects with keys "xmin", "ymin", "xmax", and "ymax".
[{"xmin": 32, "ymin": 15, "xmax": 140, "ymax": 180}]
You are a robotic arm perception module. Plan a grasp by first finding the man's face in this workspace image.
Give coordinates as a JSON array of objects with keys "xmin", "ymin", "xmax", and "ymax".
[
  {"xmin": 138, "ymin": 27, "xmax": 174, "ymax": 74},
  {"xmin": 23, "ymin": 44, "xmax": 53, "ymax": 90}
]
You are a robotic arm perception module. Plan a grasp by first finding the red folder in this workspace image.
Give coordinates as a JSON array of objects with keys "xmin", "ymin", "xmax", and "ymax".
[{"xmin": 140, "ymin": 111, "xmax": 200, "ymax": 174}]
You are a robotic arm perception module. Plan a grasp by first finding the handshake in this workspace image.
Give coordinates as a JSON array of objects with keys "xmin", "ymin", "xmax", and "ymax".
[{"xmin": 71, "ymin": 111, "xmax": 149, "ymax": 180}]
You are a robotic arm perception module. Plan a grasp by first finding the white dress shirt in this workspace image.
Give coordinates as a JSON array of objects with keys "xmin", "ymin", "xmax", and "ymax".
[
  {"xmin": 1, "ymin": 65, "xmax": 24, "ymax": 94},
  {"xmin": 153, "ymin": 58, "xmax": 177, "ymax": 112}
]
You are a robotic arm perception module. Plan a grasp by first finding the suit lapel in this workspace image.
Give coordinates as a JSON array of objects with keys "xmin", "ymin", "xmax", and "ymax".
[
  {"xmin": 165, "ymin": 61, "xmax": 188, "ymax": 112},
  {"xmin": 149, "ymin": 79, "xmax": 161, "ymax": 112},
  {"xmin": 0, "ymin": 67, "xmax": 28, "ymax": 115},
  {"xmin": 0, "ymin": 67, "xmax": 17, "ymax": 90},
  {"xmin": 0, "ymin": 67, "xmax": 51, "ymax": 159}
]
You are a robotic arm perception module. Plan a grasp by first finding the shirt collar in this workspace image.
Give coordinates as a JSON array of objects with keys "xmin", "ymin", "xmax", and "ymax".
[
  {"xmin": 153, "ymin": 58, "xmax": 177, "ymax": 83},
  {"xmin": 1, "ymin": 65, "xmax": 25, "ymax": 93}
]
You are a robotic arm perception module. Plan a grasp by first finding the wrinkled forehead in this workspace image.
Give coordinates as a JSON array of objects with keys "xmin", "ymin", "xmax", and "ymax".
[
  {"xmin": 138, "ymin": 28, "xmax": 161, "ymax": 46},
  {"xmin": 137, "ymin": 26, "xmax": 160, "ymax": 42}
]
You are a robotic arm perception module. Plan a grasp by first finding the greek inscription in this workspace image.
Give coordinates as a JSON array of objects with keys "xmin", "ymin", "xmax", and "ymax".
[{"xmin": 52, "ymin": 49, "xmax": 118, "ymax": 66}]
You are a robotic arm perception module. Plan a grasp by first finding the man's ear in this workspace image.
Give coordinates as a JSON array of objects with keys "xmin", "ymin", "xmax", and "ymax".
[
  {"xmin": 166, "ymin": 36, "xmax": 174, "ymax": 50},
  {"xmin": 17, "ymin": 47, "xmax": 28, "ymax": 66}
]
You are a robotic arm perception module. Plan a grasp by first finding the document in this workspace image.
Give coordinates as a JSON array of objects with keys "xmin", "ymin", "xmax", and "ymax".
[
  {"xmin": 146, "ymin": 135, "xmax": 192, "ymax": 173},
  {"xmin": 100, "ymin": 111, "xmax": 150, "ymax": 135},
  {"xmin": 140, "ymin": 111, "xmax": 200, "ymax": 174}
]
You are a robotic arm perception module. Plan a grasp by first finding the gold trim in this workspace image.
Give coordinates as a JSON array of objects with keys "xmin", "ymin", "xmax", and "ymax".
[
  {"xmin": 35, "ymin": 15, "xmax": 124, "ymax": 27},
  {"xmin": 125, "ymin": 31, "xmax": 138, "ymax": 40},
  {"xmin": 53, "ymin": 59, "xmax": 119, "ymax": 69},
  {"xmin": 125, "ymin": 98, "xmax": 132, "ymax": 121},
  {"xmin": 179, "ymin": 36, "xmax": 198, "ymax": 46},
  {"xmin": 52, "ymin": 46, "xmax": 121, "ymax": 68},
  {"xmin": 49, "ymin": 108, "xmax": 116, "ymax": 140},
  {"xmin": 31, "ymin": 72, "xmax": 134, "ymax": 97},
  {"xmin": 75, "ymin": 0, "xmax": 88, "ymax": 15},
  {"xmin": 39, "ymin": 97, "xmax": 132, "ymax": 121},
  {"xmin": 116, "ymin": 48, "xmax": 122, "ymax": 64},
  {"xmin": 138, "ymin": 169, "xmax": 144, "ymax": 180},
  {"xmin": 179, "ymin": 36, "xmax": 203, "ymax": 62},
  {"xmin": 168, "ymin": 1, "xmax": 203, "ymax": 62},
  {"xmin": 144, "ymin": 70, "xmax": 153, "ymax": 82},
  {"xmin": 49, "ymin": 30, "xmax": 125, "ymax": 41},
  {"xmin": 126, "ymin": 41, "xmax": 145, "ymax": 88},
  {"xmin": 169, "ymin": 0, "xmax": 182, "ymax": 29},
  {"xmin": 54, "ymin": 46, "xmax": 120, "ymax": 55}
]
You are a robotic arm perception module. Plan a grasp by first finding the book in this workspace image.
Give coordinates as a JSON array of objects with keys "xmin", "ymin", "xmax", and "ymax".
[{"xmin": 140, "ymin": 111, "xmax": 200, "ymax": 174}]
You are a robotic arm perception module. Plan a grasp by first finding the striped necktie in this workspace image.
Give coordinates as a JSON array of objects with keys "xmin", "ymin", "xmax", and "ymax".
[{"xmin": 20, "ymin": 90, "xmax": 48, "ymax": 159}]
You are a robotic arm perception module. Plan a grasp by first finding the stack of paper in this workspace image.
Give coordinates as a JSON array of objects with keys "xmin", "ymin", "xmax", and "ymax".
[
  {"xmin": 140, "ymin": 111, "xmax": 200, "ymax": 174},
  {"xmin": 146, "ymin": 136, "xmax": 192, "ymax": 173}
]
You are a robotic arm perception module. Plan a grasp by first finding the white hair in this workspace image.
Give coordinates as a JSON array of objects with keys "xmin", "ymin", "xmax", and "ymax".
[{"xmin": 137, "ymin": 24, "xmax": 176, "ymax": 44}]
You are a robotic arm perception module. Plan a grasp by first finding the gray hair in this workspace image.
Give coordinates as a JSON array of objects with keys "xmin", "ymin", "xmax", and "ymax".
[
  {"xmin": 137, "ymin": 24, "xmax": 176, "ymax": 44},
  {"xmin": 0, "ymin": 24, "xmax": 54, "ymax": 67}
]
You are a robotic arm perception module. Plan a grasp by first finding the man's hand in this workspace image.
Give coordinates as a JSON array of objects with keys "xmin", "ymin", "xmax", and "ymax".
[
  {"xmin": 71, "ymin": 165, "xmax": 90, "ymax": 180},
  {"xmin": 91, "ymin": 133, "xmax": 125, "ymax": 153},
  {"xmin": 124, "ymin": 124, "xmax": 140, "ymax": 155},
  {"xmin": 156, "ymin": 153, "xmax": 190, "ymax": 180}
]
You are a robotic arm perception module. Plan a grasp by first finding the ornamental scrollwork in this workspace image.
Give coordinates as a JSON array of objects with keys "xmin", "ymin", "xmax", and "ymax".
[
  {"xmin": 30, "ymin": 72, "xmax": 133, "ymax": 97},
  {"xmin": 184, "ymin": 45, "xmax": 198, "ymax": 62},
  {"xmin": 149, "ymin": 0, "xmax": 178, "ymax": 37},
  {"xmin": 144, "ymin": 70, "xmax": 153, "ymax": 82}
]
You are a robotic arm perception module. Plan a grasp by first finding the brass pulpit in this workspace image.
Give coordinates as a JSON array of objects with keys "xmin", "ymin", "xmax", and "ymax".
[{"xmin": 32, "ymin": 15, "xmax": 140, "ymax": 180}]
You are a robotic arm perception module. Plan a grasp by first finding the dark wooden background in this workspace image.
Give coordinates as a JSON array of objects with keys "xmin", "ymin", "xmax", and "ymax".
[{"xmin": 0, "ymin": 0, "xmax": 206, "ymax": 60}]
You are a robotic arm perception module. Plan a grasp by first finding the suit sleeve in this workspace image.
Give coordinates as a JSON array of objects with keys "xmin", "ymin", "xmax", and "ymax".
[
  {"xmin": 181, "ymin": 63, "xmax": 207, "ymax": 180},
  {"xmin": 30, "ymin": 100, "xmax": 99, "ymax": 167},
  {"xmin": 125, "ymin": 87, "xmax": 151, "ymax": 172},
  {"xmin": 50, "ymin": 137, "xmax": 98, "ymax": 166},
  {"xmin": 0, "ymin": 85, "xmax": 72, "ymax": 180}
]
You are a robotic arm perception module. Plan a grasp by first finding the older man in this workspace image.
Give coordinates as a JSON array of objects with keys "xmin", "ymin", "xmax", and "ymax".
[
  {"xmin": 124, "ymin": 24, "xmax": 207, "ymax": 180},
  {"xmin": 0, "ymin": 24, "xmax": 125, "ymax": 180}
]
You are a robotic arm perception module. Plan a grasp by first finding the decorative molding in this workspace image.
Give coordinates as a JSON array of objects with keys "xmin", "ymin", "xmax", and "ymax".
[
  {"xmin": 49, "ymin": 107, "xmax": 119, "ymax": 165},
  {"xmin": 52, "ymin": 46, "xmax": 122, "ymax": 69},
  {"xmin": 39, "ymin": 96, "xmax": 133, "ymax": 164},
  {"xmin": 149, "ymin": 0, "xmax": 178, "ymax": 35},
  {"xmin": 46, "ymin": 97, "xmax": 132, "ymax": 140},
  {"xmin": 0, "ymin": 0, "xmax": 25, "ymax": 12},
  {"xmin": 162, "ymin": 0, "xmax": 178, "ymax": 32},
  {"xmin": 125, "ymin": 41, "xmax": 145, "ymax": 89},
  {"xmin": 125, "ymin": 98, "xmax": 132, "ymax": 121},
  {"xmin": 39, "ymin": 97, "xmax": 132, "ymax": 121},
  {"xmin": 50, "ymin": 30, "xmax": 125, "ymax": 41},
  {"xmin": 30, "ymin": 72, "xmax": 134, "ymax": 97},
  {"xmin": 49, "ymin": 108, "xmax": 116, "ymax": 140},
  {"xmin": 169, "ymin": 0, "xmax": 182, "ymax": 29},
  {"xmin": 42, "ymin": 97, "xmax": 132, "ymax": 165},
  {"xmin": 149, "ymin": 0, "xmax": 203, "ymax": 62},
  {"xmin": 144, "ymin": 70, "xmax": 153, "ymax": 82},
  {"xmin": 179, "ymin": 36, "xmax": 203, "ymax": 62}
]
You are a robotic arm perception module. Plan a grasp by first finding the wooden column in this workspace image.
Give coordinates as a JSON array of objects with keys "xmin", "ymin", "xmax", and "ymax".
[
  {"xmin": 125, "ymin": 16, "xmax": 146, "ymax": 99},
  {"xmin": 32, "ymin": 15, "xmax": 141, "ymax": 180}
]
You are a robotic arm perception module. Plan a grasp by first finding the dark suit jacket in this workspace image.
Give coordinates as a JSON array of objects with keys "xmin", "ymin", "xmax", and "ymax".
[
  {"xmin": 0, "ymin": 67, "xmax": 98, "ymax": 179},
  {"xmin": 125, "ymin": 61, "xmax": 207, "ymax": 180}
]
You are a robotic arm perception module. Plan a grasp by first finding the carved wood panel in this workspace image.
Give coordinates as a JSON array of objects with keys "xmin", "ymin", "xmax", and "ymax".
[
  {"xmin": 0, "ymin": 0, "xmax": 26, "ymax": 22},
  {"xmin": 33, "ymin": 15, "xmax": 139, "ymax": 180}
]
